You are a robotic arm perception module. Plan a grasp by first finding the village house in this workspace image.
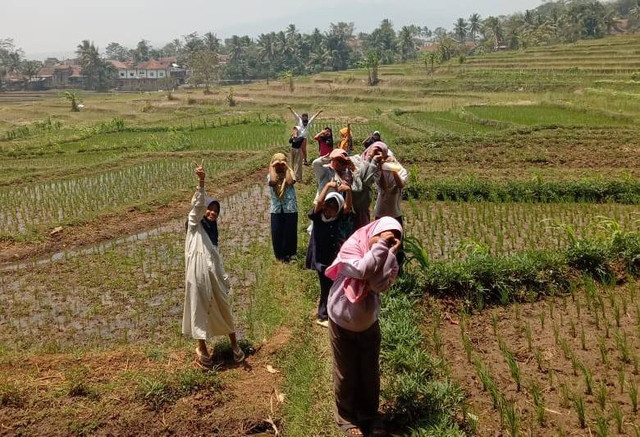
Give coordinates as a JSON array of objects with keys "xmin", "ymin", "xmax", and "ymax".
[
  {"xmin": 111, "ymin": 57, "xmax": 184, "ymax": 91},
  {"xmin": 34, "ymin": 61, "xmax": 85, "ymax": 90}
]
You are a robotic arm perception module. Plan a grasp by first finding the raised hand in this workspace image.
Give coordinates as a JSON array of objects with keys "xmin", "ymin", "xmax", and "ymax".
[
  {"xmin": 194, "ymin": 160, "xmax": 205, "ymax": 181},
  {"xmin": 337, "ymin": 182, "xmax": 351, "ymax": 193}
]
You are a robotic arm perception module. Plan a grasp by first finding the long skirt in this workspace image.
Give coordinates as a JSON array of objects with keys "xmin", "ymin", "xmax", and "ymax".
[
  {"xmin": 270, "ymin": 212, "xmax": 298, "ymax": 261},
  {"xmin": 329, "ymin": 319, "xmax": 381, "ymax": 430},
  {"xmin": 290, "ymin": 147, "xmax": 303, "ymax": 182},
  {"xmin": 317, "ymin": 270, "xmax": 333, "ymax": 320}
]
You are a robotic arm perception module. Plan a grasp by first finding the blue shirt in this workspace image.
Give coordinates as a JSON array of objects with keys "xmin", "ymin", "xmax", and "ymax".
[{"xmin": 267, "ymin": 174, "xmax": 298, "ymax": 214}]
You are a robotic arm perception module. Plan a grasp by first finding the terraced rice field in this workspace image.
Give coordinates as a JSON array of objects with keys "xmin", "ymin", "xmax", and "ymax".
[{"xmin": 1, "ymin": 34, "xmax": 640, "ymax": 436}]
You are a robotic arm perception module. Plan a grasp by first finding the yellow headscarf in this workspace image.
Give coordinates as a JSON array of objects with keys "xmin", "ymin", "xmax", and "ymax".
[
  {"xmin": 339, "ymin": 126, "xmax": 351, "ymax": 152},
  {"xmin": 270, "ymin": 153, "xmax": 295, "ymax": 200}
]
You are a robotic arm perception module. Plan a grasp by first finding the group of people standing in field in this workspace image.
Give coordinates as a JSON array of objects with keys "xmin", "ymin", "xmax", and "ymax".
[{"xmin": 181, "ymin": 108, "xmax": 408, "ymax": 437}]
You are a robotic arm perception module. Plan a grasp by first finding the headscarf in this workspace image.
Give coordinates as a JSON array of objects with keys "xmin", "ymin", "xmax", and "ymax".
[
  {"xmin": 325, "ymin": 217, "xmax": 403, "ymax": 303},
  {"xmin": 322, "ymin": 192, "xmax": 345, "ymax": 222},
  {"xmin": 362, "ymin": 141, "xmax": 389, "ymax": 161},
  {"xmin": 339, "ymin": 126, "xmax": 351, "ymax": 152},
  {"xmin": 185, "ymin": 198, "xmax": 220, "ymax": 245},
  {"xmin": 328, "ymin": 149, "xmax": 355, "ymax": 184},
  {"xmin": 270, "ymin": 153, "xmax": 295, "ymax": 200}
]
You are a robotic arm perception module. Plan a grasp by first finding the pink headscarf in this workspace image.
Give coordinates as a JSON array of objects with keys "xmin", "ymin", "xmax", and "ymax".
[
  {"xmin": 325, "ymin": 217, "xmax": 403, "ymax": 303},
  {"xmin": 362, "ymin": 141, "xmax": 389, "ymax": 161}
]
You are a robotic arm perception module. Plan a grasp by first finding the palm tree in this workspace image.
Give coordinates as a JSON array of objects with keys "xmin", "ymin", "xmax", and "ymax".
[
  {"xmin": 258, "ymin": 33, "xmax": 277, "ymax": 80},
  {"xmin": 203, "ymin": 32, "xmax": 220, "ymax": 53},
  {"xmin": 469, "ymin": 13, "xmax": 481, "ymax": 42},
  {"xmin": 454, "ymin": 18, "xmax": 469, "ymax": 42},
  {"xmin": 483, "ymin": 17, "xmax": 504, "ymax": 49},
  {"xmin": 398, "ymin": 26, "xmax": 417, "ymax": 61}
]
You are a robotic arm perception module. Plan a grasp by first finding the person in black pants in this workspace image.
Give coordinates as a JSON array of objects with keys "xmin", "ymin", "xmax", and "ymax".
[
  {"xmin": 306, "ymin": 181, "xmax": 354, "ymax": 327},
  {"xmin": 268, "ymin": 153, "xmax": 298, "ymax": 262}
]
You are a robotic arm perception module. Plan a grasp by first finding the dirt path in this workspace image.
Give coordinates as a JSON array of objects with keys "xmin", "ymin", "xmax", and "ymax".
[{"xmin": 0, "ymin": 330, "xmax": 291, "ymax": 436}]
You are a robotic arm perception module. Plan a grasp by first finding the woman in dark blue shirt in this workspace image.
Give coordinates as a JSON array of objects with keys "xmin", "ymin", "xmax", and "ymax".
[{"xmin": 306, "ymin": 181, "xmax": 354, "ymax": 327}]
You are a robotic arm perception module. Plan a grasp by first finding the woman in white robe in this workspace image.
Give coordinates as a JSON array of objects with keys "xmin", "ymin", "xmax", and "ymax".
[{"xmin": 182, "ymin": 164, "xmax": 245, "ymax": 367}]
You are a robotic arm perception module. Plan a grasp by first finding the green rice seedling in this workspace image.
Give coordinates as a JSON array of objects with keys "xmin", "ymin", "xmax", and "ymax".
[
  {"xmin": 597, "ymin": 294, "xmax": 606, "ymax": 318},
  {"xmin": 596, "ymin": 381, "xmax": 608, "ymax": 410},
  {"xmin": 615, "ymin": 330, "xmax": 632, "ymax": 364},
  {"xmin": 514, "ymin": 303, "xmax": 521, "ymax": 321},
  {"xmin": 534, "ymin": 347, "xmax": 544, "ymax": 371},
  {"xmin": 461, "ymin": 329, "xmax": 473, "ymax": 364},
  {"xmin": 604, "ymin": 316, "xmax": 610, "ymax": 339},
  {"xmin": 502, "ymin": 398, "xmax": 519, "ymax": 437},
  {"xmin": 525, "ymin": 323, "xmax": 533, "ymax": 352},
  {"xmin": 580, "ymin": 325, "xmax": 587, "ymax": 351},
  {"xmin": 612, "ymin": 402, "xmax": 624, "ymax": 434},
  {"xmin": 491, "ymin": 312, "xmax": 499, "ymax": 337},
  {"xmin": 474, "ymin": 358, "xmax": 502, "ymax": 411},
  {"xmin": 538, "ymin": 311, "xmax": 546, "ymax": 330},
  {"xmin": 560, "ymin": 338, "xmax": 572, "ymax": 360},
  {"xmin": 595, "ymin": 413, "xmax": 610, "ymax": 437},
  {"xmin": 614, "ymin": 303, "xmax": 621, "ymax": 328},
  {"xmin": 529, "ymin": 380, "xmax": 545, "ymax": 425},
  {"xmin": 595, "ymin": 309, "xmax": 601, "ymax": 329},
  {"xmin": 551, "ymin": 323, "xmax": 561, "ymax": 346},
  {"xmin": 599, "ymin": 336, "xmax": 609, "ymax": 366},
  {"xmin": 581, "ymin": 364, "xmax": 593, "ymax": 395},
  {"xmin": 549, "ymin": 300, "xmax": 555, "ymax": 320},
  {"xmin": 503, "ymin": 349, "xmax": 522, "ymax": 392},
  {"xmin": 560, "ymin": 382, "xmax": 571, "ymax": 408},
  {"xmin": 618, "ymin": 370, "xmax": 626, "ymax": 394},
  {"xmin": 629, "ymin": 381, "xmax": 638, "ymax": 412},
  {"xmin": 574, "ymin": 395, "xmax": 587, "ymax": 428},
  {"xmin": 569, "ymin": 318, "xmax": 577, "ymax": 338},
  {"xmin": 576, "ymin": 299, "xmax": 582, "ymax": 320},
  {"xmin": 584, "ymin": 277, "xmax": 597, "ymax": 310}
]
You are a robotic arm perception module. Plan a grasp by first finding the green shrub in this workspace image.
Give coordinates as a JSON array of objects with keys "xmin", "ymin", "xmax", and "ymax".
[{"xmin": 380, "ymin": 277, "xmax": 465, "ymax": 433}]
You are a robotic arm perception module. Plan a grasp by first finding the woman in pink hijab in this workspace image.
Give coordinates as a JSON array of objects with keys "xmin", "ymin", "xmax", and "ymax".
[{"xmin": 324, "ymin": 217, "xmax": 402, "ymax": 437}]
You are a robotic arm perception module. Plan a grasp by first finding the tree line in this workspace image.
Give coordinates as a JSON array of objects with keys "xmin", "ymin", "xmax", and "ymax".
[{"xmin": 2, "ymin": 0, "xmax": 640, "ymax": 91}]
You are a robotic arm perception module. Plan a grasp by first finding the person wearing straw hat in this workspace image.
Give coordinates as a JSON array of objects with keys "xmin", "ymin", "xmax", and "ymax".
[
  {"xmin": 183, "ymin": 162, "xmax": 245, "ymax": 369},
  {"xmin": 267, "ymin": 153, "xmax": 298, "ymax": 262}
]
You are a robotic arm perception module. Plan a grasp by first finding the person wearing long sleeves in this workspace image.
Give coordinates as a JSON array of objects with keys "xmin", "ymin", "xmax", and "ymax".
[
  {"xmin": 183, "ymin": 164, "xmax": 245, "ymax": 368},
  {"xmin": 288, "ymin": 106, "xmax": 323, "ymax": 168},
  {"xmin": 350, "ymin": 149, "xmax": 381, "ymax": 230},
  {"xmin": 372, "ymin": 142, "xmax": 408, "ymax": 269},
  {"xmin": 312, "ymin": 148, "xmax": 354, "ymax": 202},
  {"xmin": 268, "ymin": 153, "xmax": 298, "ymax": 262},
  {"xmin": 306, "ymin": 181, "xmax": 354, "ymax": 327},
  {"xmin": 325, "ymin": 217, "xmax": 403, "ymax": 437}
]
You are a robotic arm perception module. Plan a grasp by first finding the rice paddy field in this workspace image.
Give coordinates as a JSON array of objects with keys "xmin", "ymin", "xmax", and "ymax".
[{"xmin": 1, "ymin": 34, "xmax": 640, "ymax": 436}]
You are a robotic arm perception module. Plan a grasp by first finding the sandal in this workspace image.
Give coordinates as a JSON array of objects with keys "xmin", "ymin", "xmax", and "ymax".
[
  {"xmin": 340, "ymin": 426, "xmax": 364, "ymax": 437},
  {"xmin": 194, "ymin": 347, "xmax": 213, "ymax": 369},
  {"xmin": 233, "ymin": 348, "xmax": 245, "ymax": 363}
]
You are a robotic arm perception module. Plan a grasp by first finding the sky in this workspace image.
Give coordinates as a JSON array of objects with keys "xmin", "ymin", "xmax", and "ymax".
[{"xmin": 4, "ymin": 0, "xmax": 545, "ymax": 60}]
